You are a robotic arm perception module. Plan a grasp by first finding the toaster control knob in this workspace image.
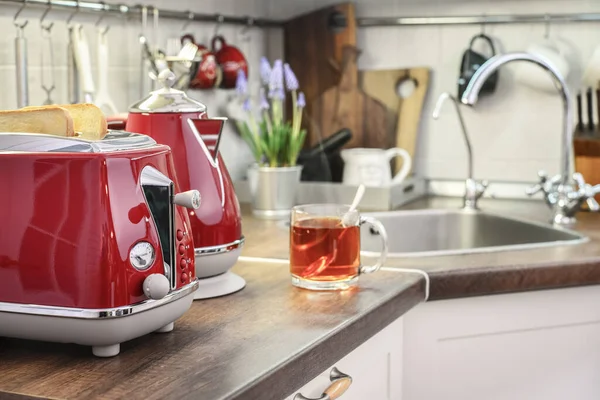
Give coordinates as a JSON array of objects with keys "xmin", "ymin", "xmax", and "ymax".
[
  {"xmin": 143, "ymin": 274, "xmax": 170, "ymax": 300},
  {"xmin": 174, "ymin": 190, "xmax": 201, "ymax": 209}
]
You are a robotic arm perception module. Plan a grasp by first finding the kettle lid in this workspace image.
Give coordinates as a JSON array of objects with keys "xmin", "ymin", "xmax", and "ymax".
[{"xmin": 129, "ymin": 69, "xmax": 207, "ymax": 113}]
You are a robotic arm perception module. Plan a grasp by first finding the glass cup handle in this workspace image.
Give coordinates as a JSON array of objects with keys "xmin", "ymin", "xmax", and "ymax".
[{"xmin": 359, "ymin": 216, "xmax": 388, "ymax": 274}]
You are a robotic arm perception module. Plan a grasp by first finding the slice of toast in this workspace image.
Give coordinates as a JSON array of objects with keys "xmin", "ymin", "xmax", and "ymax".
[
  {"xmin": 0, "ymin": 106, "xmax": 75, "ymax": 137},
  {"xmin": 54, "ymin": 103, "xmax": 108, "ymax": 140}
]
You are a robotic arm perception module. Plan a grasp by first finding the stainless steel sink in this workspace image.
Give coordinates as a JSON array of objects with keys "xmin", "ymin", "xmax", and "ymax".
[{"xmin": 361, "ymin": 209, "xmax": 588, "ymax": 258}]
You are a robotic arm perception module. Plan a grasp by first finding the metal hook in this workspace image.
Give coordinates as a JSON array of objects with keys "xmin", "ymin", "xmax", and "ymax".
[
  {"xmin": 480, "ymin": 13, "xmax": 486, "ymax": 35},
  {"xmin": 14, "ymin": 0, "xmax": 29, "ymax": 30},
  {"xmin": 40, "ymin": 0, "xmax": 53, "ymax": 32},
  {"xmin": 95, "ymin": 1, "xmax": 109, "ymax": 35},
  {"xmin": 182, "ymin": 11, "xmax": 194, "ymax": 31},
  {"xmin": 66, "ymin": 0, "xmax": 80, "ymax": 26},
  {"xmin": 95, "ymin": 1, "xmax": 106, "ymax": 26},
  {"xmin": 544, "ymin": 14, "xmax": 551, "ymax": 38},
  {"xmin": 241, "ymin": 16, "xmax": 254, "ymax": 36},
  {"xmin": 214, "ymin": 13, "xmax": 224, "ymax": 36}
]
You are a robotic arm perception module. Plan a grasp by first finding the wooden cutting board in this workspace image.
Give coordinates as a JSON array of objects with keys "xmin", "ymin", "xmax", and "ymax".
[
  {"xmin": 361, "ymin": 67, "xmax": 430, "ymax": 173},
  {"xmin": 284, "ymin": 3, "xmax": 357, "ymax": 147},
  {"xmin": 311, "ymin": 46, "xmax": 394, "ymax": 149}
]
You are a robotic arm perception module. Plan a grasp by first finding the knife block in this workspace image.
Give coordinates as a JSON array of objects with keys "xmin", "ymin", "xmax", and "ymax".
[{"xmin": 574, "ymin": 136, "xmax": 600, "ymax": 210}]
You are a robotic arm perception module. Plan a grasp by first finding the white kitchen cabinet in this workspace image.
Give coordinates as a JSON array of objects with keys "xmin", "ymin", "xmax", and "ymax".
[
  {"xmin": 285, "ymin": 317, "xmax": 404, "ymax": 400},
  {"xmin": 402, "ymin": 285, "xmax": 600, "ymax": 400}
]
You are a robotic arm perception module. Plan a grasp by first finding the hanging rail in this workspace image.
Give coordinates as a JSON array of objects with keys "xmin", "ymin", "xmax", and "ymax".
[
  {"xmin": 358, "ymin": 13, "xmax": 600, "ymax": 27},
  {"xmin": 0, "ymin": 0, "xmax": 282, "ymax": 27}
]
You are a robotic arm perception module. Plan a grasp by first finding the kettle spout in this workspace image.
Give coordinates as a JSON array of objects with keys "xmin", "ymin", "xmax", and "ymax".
[{"xmin": 188, "ymin": 117, "xmax": 228, "ymax": 162}]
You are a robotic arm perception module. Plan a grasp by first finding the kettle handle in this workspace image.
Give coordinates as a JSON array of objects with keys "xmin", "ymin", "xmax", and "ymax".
[
  {"xmin": 468, "ymin": 33, "xmax": 497, "ymax": 56},
  {"xmin": 211, "ymin": 35, "xmax": 227, "ymax": 52}
]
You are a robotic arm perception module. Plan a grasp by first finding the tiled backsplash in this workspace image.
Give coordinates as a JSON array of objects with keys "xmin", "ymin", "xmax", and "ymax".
[
  {"xmin": 0, "ymin": 0, "xmax": 267, "ymax": 180},
  {"xmin": 0, "ymin": 0, "xmax": 599, "ymax": 185},
  {"xmin": 266, "ymin": 0, "xmax": 600, "ymax": 185}
]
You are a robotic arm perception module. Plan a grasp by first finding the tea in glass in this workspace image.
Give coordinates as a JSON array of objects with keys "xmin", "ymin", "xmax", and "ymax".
[{"xmin": 290, "ymin": 204, "xmax": 388, "ymax": 291}]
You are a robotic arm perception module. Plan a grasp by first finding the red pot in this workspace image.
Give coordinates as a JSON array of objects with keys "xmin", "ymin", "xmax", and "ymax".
[
  {"xmin": 211, "ymin": 35, "xmax": 248, "ymax": 89},
  {"xmin": 181, "ymin": 34, "xmax": 222, "ymax": 90}
]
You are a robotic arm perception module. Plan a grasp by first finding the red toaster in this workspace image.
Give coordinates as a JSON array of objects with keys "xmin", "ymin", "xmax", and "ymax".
[
  {"xmin": 0, "ymin": 131, "xmax": 200, "ymax": 357},
  {"xmin": 109, "ymin": 70, "xmax": 245, "ymax": 299}
]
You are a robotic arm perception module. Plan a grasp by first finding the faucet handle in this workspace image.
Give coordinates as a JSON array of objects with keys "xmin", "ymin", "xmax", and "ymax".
[
  {"xmin": 587, "ymin": 197, "xmax": 600, "ymax": 212},
  {"xmin": 525, "ymin": 170, "xmax": 549, "ymax": 195},
  {"xmin": 570, "ymin": 172, "xmax": 600, "ymax": 211},
  {"xmin": 525, "ymin": 170, "xmax": 561, "ymax": 196}
]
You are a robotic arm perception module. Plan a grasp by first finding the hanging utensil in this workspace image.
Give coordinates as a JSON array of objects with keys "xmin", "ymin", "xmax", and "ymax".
[
  {"xmin": 151, "ymin": 6, "xmax": 160, "ymax": 90},
  {"xmin": 14, "ymin": 2, "xmax": 29, "ymax": 108},
  {"xmin": 140, "ymin": 5, "xmax": 149, "ymax": 97},
  {"xmin": 67, "ymin": 2, "xmax": 80, "ymax": 104},
  {"xmin": 94, "ymin": 26, "xmax": 117, "ymax": 115},
  {"xmin": 139, "ymin": 35, "xmax": 160, "ymax": 76},
  {"xmin": 40, "ymin": 4, "xmax": 55, "ymax": 105},
  {"xmin": 71, "ymin": 24, "xmax": 95, "ymax": 103}
]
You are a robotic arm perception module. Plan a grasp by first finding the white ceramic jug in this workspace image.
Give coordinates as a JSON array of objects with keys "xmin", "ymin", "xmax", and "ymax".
[{"xmin": 341, "ymin": 148, "xmax": 412, "ymax": 187}]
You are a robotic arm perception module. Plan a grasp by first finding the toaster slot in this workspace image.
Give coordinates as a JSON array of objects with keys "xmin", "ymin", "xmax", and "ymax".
[{"xmin": 140, "ymin": 167, "xmax": 176, "ymax": 290}]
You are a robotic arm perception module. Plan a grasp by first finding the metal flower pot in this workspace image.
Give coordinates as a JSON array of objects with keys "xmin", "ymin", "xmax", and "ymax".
[{"xmin": 247, "ymin": 164, "xmax": 303, "ymax": 219}]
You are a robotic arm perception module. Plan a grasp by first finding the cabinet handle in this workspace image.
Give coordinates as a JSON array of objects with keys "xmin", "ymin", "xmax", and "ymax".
[{"xmin": 294, "ymin": 367, "xmax": 353, "ymax": 400}]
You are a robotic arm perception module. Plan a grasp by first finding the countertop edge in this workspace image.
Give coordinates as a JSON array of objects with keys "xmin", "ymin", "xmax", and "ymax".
[
  {"xmin": 424, "ymin": 258, "xmax": 600, "ymax": 301},
  {"xmin": 226, "ymin": 277, "xmax": 425, "ymax": 400},
  {"xmin": 0, "ymin": 391, "xmax": 50, "ymax": 400}
]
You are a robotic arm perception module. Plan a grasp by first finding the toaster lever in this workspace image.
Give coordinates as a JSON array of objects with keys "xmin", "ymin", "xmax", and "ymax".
[{"xmin": 174, "ymin": 190, "xmax": 201, "ymax": 209}]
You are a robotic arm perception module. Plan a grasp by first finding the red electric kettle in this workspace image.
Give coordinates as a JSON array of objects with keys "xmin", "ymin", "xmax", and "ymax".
[{"xmin": 108, "ymin": 70, "xmax": 245, "ymax": 299}]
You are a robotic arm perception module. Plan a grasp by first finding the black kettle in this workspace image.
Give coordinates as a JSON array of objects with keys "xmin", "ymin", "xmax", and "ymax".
[{"xmin": 458, "ymin": 34, "xmax": 499, "ymax": 98}]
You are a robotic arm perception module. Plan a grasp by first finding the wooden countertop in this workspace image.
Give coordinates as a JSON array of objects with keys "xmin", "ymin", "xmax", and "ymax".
[
  {"xmin": 3, "ymin": 196, "xmax": 600, "ymax": 399},
  {"xmin": 0, "ymin": 262, "xmax": 424, "ymax": 400}
]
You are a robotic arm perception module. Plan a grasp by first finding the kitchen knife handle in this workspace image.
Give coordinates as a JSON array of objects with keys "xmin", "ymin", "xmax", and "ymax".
[
  {"xmin": 15, "ymin": 33, "xmax": 28, "ymax": 108},
  {"xmin": 299, "ymin": 128, "xmax": 353, "ymax": 159},
  {"xmin": 587, "ymin": 88, "xmax": 595, "ymax": 132},
  {"xmin": 576, "ymin": 92, "xmax": 584, "ymax": 133}
]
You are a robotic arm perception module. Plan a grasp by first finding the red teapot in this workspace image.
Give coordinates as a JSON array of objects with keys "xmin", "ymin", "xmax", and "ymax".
[{"xmin": 211, "ymin": 35, "xmax": 248, "ymax": 89}]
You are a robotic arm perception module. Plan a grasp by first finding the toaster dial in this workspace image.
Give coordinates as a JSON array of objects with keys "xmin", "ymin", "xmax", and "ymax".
[{"xmin": 130, "ymin": 241, "xmax": 156, "ymax": 271}]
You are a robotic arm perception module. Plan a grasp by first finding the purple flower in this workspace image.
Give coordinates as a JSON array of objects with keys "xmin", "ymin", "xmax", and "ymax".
[
  {"xmin": 268, "ymin": 86, "xmax": 285, "ymax": 101},
  {"xmin": 235, "ymin": 69, "xmax": 248, "ymax": 97},
  {"xmin": 242, "ymin": 98, "xmax": 251, "ymax": 112},
  {"xmin": 260, "ymin": 89, "xmax": 270, "ymax": 110},
  {"xmin": 283, "ymin": 63, "xmax": 299, "ymax": 91},
  {"xmin": 297, "ymin": 92, "xmax": 306, "ymax": 108},
  {"xmin": 269, "ymin": 60, "xmax": 284, "ymax": 91},
  {"xmin": 260, "ymin": 57, "xmax": 271, "ymax": 86}
]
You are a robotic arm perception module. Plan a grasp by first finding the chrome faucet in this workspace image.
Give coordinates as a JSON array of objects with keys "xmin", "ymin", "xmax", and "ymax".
[
  {"xmin": 460, "ymin": 52, "xmax": 600, "ymax": 226},
  {"xmin": 432, "ymin": 92, "xmax": 488, "ymax": 210}
]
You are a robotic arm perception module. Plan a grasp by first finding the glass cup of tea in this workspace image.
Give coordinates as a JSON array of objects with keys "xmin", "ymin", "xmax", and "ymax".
[{"xmin": 289, "ymin": 204, "xmax": 388, "ymax": 291}]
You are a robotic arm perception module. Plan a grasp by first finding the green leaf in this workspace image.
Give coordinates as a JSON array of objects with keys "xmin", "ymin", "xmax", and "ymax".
[{"xmin": 240, "ymin": 115, "xmax": 307, "ymax": 167}]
